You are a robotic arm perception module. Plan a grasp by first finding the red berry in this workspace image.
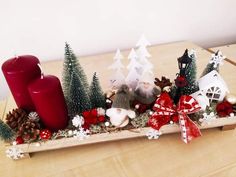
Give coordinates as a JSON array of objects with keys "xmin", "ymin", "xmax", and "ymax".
[
  {"xmin": 98, "ymin": 116, "xmax": 105, "ymax": 122},
  {"xmin": 15, "ymin": 136, "xmax": 24, "ymax": 144},
  {"xmin": 40, "ymin": 129, "xmax": 52, "ymax": 140}
]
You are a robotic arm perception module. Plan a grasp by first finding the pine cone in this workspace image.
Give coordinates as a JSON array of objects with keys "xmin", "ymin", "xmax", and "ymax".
[
  {"xmin": 28, "ymin": 112, "xmax": 40, "ymax": 122},
  {"xmin": 17, "ymin": 119, "xmax": 40, "ymax": 141},
  {"xmin": 5, "ymin": 108, "xmax": 28, "ymax": 131}
]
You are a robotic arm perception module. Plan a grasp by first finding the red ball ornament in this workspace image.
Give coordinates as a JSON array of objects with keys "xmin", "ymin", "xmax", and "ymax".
[
  {"xmin": 40, "ymin": 129, "xmax": 52, "ymax": 140},
  {"xmin": 15, "ymin": 136, "xmax": 24, "ymax": 144},
  {"xmin": 175, "ymin": 75, "xmax": 188, "ymax": 88}
]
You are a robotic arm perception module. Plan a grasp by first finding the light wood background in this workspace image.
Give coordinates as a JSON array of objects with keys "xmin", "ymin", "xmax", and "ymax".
[{"xmin": 1, "ymin": 41, "xmax": 236, "ymax": 177}]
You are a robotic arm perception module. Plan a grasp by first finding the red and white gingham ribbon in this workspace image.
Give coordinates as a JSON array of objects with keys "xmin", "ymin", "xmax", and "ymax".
[{"xmin": 148, "ymin": 92, "xmax": 201, "ymax": 143}]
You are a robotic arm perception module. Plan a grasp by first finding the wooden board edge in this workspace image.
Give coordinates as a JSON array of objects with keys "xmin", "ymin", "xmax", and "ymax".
[{"xmin": 5, "ymin": 116, "xmax": 236, "ymax": 154}]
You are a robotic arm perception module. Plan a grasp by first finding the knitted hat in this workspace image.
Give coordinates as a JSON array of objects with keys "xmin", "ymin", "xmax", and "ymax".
[
  {"xmin": 112, "ymin": 85, "xmax": 131, "ymax": 109},
  {"xmin": 139, "ymin": 70, "xmax": 154, "ymax": 84}
]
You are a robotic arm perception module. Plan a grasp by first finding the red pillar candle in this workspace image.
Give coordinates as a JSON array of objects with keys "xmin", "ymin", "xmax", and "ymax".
[
  {"xmin": 28, "ymin": 75, "xmax": 69, "ymax": 131},
  {"xmin": 2, "ymin": 55, "xmax": 41, "ymax": 111}
]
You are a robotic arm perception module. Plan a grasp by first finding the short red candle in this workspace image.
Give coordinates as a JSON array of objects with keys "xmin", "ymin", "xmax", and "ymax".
[
  {"xmin": 2, "ymin": 55, "xmax": 41, "ymax": 112},
  {"xmin": 28, "ymin": 75, "xmax": 69, "ymax": 131}
]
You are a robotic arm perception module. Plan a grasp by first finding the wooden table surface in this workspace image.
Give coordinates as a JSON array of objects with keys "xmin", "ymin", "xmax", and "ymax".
[{"xmin": 1, "ymin": 41, "xmax": 236, "ymax": 177}]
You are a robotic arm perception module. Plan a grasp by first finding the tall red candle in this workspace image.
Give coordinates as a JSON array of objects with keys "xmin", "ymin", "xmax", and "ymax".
[
  {"xmin": 28, "ymin": 75, "xmax": 69, "ymax": 131},
  {"xmin": 2, "ymin": 55, "xmax": 41, "ymax": 112}
]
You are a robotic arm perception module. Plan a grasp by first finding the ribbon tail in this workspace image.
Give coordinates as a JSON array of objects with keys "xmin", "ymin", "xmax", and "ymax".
[
  {"xmin": 179, "ymin": 114, "xmax": 202, "ymax": 144},
  {"xmin": 148, "ymin": 114, "xmax": 171, "ymax": 130}
]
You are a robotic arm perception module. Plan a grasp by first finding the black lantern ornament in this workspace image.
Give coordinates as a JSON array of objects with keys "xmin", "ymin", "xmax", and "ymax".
[
  {"xmin": 177, "ymin": 49, "xmax": 192, "ymax": 75},
  {"xmin": 173, "ymin": 49, "xmax": 192, "ymax": 104}
]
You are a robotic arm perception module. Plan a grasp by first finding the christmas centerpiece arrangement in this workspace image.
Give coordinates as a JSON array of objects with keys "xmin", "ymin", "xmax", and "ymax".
[{"xmin": 1, "ymin": 36, "xmax": 236, "ymax": 160}]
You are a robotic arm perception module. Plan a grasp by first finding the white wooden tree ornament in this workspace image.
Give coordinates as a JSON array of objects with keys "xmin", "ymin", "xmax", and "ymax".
[
  {"xmin": 135, "ymin": 35, "xmax": 153, "ymax": 75},
  {"xmin": 108, "ymin": 49, "xmax": 126, "ymax": 89},
  {"xmin": 113, "ymin": 48, "xmax": 124, "ymax": 60},
  {"xmin": 126, "ymin": 48, "xmax": 142, "ymax": 89},
  {"xmin": 136, "ymin": 34, "xmax": 151, "ymax": 47}
]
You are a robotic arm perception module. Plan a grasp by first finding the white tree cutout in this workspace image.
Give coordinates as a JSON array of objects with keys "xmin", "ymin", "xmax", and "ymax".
[
  {"xmin": 126, "ymin": 48, "xmax": 142, "ymax": 89},
  {"xmin": 108, "ymin": 49, "xmax": 125, "ymax": 89},
  {"xmin": 110, "ymin": 69, "xmax": 126, "ymax": 89},
  {"xmin": 136, "ymin": 34, "xmax": 151, "ymax": 48},
  {"xmin": 135, "ymin": 35, "xmax": 153, "ymax": 75},
  {"xmin": 113, "ymin": 48, "xmax": 124, "ymax": 60}
]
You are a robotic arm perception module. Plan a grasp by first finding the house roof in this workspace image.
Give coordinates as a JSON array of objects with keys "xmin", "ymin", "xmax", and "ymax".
[{"xmin": 198, "ymin": 70, "xmax": 229, "ymax": 92}]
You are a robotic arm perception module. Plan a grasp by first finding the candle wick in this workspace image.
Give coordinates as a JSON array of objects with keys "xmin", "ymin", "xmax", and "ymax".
[
  {"xmin": 14, "ymin": 54, "xmax": 19, "ymax": 59},
  {"xmin": 37, "ymin": 64, "xmax": 44, "ymax": 79}
]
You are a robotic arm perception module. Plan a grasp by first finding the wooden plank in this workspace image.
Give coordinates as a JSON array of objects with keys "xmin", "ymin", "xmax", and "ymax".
[
  {"xmin": 221, "ymin": 124, "xmax": 236, "ymax": 131},
  {"xmin": 5, "ymin": 116, "xmax": 236, "ymax": 154}
]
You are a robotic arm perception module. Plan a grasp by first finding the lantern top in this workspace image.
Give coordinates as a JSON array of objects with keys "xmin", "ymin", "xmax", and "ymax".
[
  {"xmin": 177, "ymin": 49, "xmax": 192, "ymax": 75},
  {"xmin": 177, "ymin": 49, "xmax": 192, "ymax": 65}
]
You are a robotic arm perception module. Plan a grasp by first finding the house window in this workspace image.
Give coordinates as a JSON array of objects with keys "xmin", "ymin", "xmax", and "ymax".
[{"xmin": 206, "ymin": 86, "xmax": 221, "ymax": 103}]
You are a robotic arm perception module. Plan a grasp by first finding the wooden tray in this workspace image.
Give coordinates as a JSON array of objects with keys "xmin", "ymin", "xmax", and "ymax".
[
  {"xmin": 3, "ymin": 41, "xmax": 236, "ymax": 160},
  {"xmin": 5, "ymin": 116, "xmax": 236, "ymax": 158}
]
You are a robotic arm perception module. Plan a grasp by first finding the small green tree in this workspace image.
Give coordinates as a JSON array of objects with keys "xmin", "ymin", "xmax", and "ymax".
[
  {"xmin": 67, "ymin": 71, "xmax": 91, "ymax": 117},
  {"xmin": 182, "ymin": 51, "xmax": 199, "ymax": 95},
  {"xmin": 0, "ymin": 120, "xmax": 15, "ymax": 141},
  {"xmin": 201, "ymin": 50, "xmax": 220, "ymax": 77},
  {"xmin": 89, "ymin": 72, "xmax": 106, "ymax": 109},
  {"xmin": 62, "ymin": 42, "xmax": 89, "ymax": 104}
]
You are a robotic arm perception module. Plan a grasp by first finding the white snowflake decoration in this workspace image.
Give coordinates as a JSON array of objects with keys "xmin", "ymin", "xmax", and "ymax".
[
  {"xmin": 209, "ymin": 51, "xmax": 225, "ymax": 68},
  {"xmin": 199, "ymin": 112, "xmax": 216, "ymax": 124},
  {"xmin": 72, "ymin": 115, "xmax": 84, "ymax": 128},
  {"xmin": 146, "ymin": 128, "xmax": 162, "ymax": 140},
  {"xmin": 6, "ymin": 147, "xmax": 24, "ymax": 160},
  {"xmin": 73, "ymin": 128, "xmax": 90, "ymax": 140}
]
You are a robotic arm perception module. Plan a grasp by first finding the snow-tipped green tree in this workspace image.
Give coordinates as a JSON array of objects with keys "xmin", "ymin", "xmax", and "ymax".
[
  {"xmin": 89, "ymin": 72, "xmax": 106, "ymax": 109},
  {"xmin": 201, "ymin": 50, "xmax": 225, "ymax": 77},
  {"xmin": 62, "ymin": 42, "xmax": 90, "ymax": 104},
  {"xmin": 0, "ymin": 119, "xmax": 15, "ymax": 141},
  {"xmin": 67, "ymin": 71, "xmax": 91, "ymax": 117},
  {"xmin": 182, "ymin": 49, "xmax": 199, "ymax": 95}
]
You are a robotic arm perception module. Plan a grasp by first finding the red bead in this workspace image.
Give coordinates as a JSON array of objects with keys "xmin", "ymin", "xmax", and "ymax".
[
  {"xmin": 40, "ymin": 129, "xmax": 52, "ymax": 140},
  {"xmin": 91, "ymin": 109, "xmax": 98, "ymax": 117},
  {"xmin": 15, "ymin": 136, "xmax": 24, "ymax": 144},
  {"xmin": 98, "ymin": 116, "xmax": 105, "ymax": 122}
]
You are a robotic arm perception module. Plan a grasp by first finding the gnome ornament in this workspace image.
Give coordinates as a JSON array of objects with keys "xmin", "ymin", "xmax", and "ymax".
[
  {"xmin": 133, "ymin": 70, "xmax": 161, "ymax": 113},
  {"xmin": 106, "ymin": 85, "xmax": 136, "ymax": 127}
]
